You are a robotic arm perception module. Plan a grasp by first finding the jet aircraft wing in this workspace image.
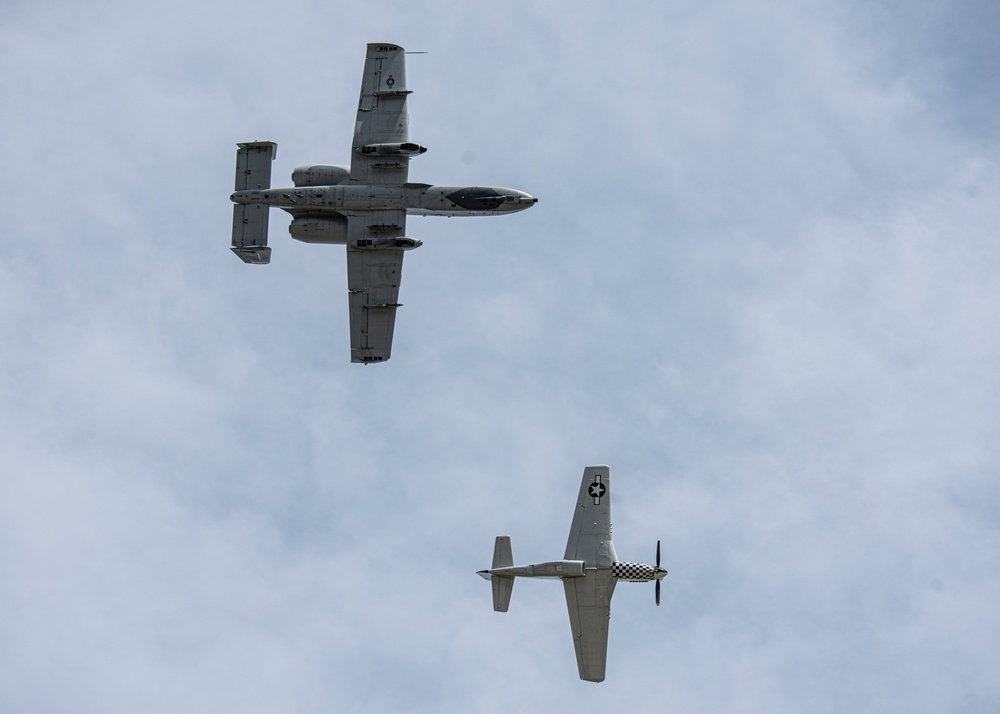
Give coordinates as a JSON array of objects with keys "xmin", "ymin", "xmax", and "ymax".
[
  {"xmin": 564, "ymin": 465, "xmax": 613, "ymax": 565},
  {"xmin": 346, "ymin": 210, "xmax": 408, "ymax": 363},
  {"xmin": 351, "ymin": 43, "xmax": 413, "ymax": 187},
  {"xmin": 563, "ymin": 570, "xmax": 617, "ymax": 682}
]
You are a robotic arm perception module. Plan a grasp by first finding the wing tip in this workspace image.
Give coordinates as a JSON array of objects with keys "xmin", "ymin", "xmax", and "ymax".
[{"xmin": 367, "ymin": 41, "xmax": 405, "ymax": 53}]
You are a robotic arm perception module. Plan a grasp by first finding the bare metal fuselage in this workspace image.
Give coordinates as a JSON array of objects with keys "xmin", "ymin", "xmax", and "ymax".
[{"xmin": 231, "ymin": 183, "xmax": 537, "ymax": 221}]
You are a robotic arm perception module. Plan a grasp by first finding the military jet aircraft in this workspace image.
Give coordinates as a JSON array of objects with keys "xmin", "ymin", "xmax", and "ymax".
[
  {"xmin": 229, "ymin": 42, "xmax": 537, "ymax": 363},
  {"xmin": 477, "ymin": 465, "xmax": 667, "ymax": 683}
]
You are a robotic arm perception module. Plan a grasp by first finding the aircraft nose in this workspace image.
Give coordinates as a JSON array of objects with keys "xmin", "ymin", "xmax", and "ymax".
[{"xmin": 504, "ymin": 190, "xmax": 537, "ymax": 209}]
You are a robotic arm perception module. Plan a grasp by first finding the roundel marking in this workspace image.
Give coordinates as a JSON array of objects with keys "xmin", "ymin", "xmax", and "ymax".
[
  {"xmin": 589, "ymin": 482, "xmax": 606, "ymax": 499},
  {"xmin": 386, "ymin": 76, "xmax": 396, "ymax": 87}
]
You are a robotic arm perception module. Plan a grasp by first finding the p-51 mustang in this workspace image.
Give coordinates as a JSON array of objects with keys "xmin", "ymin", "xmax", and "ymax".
[
  {"xmin": 478, "ymin": 465, "xmax": 667, "ymax": 682},
  {"xmin": 229, "ymin": 42, "xmax": 537, "ymax": 363}
]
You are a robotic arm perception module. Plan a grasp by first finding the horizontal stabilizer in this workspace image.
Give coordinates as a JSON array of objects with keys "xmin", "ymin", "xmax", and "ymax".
[
  {"xmin": 479, "ymin": 536, "xmax": 515, "ymax": 611},
  {"xmin": 492, "ymin": 574, "xmax": 514, "ymax": 612},
  {"xmin": 231, "ymin": 205, "xmax": 272, "ymax": 264},
  {"xmin": 234, "ymin": 141, "xmax": 276, "ymax": 191},
  {"xmin": 492, "ymin": 535, "xmax": 513, "ymax": 569},
  {"xmin": 232, "ymin": 142, "xmax": 276, "ymax": 263}
]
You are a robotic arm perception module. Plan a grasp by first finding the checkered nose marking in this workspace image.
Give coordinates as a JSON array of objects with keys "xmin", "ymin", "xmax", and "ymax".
[{"xmin": 612, "ymin": 562, "xmax": 657, "ymax": 582}]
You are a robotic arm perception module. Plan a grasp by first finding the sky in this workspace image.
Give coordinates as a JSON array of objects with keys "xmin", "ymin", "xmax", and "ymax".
[{"xmin": 1, "ymin": 1, "xmax": 999, "ymax": 712}]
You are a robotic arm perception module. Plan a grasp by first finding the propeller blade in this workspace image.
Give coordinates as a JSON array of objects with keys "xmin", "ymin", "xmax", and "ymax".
[
  {"xmin": 656, "ymin": 540, "xmax": 661, "ymax": 568},
  {"xmin": 655, "ymin": 578, "xmax": 661, "ymax": 606}
]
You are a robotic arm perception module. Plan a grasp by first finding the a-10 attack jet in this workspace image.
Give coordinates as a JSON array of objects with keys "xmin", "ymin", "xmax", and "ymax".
[
  {"xmin": 229, "ymin": 42, "xmax": 537, "ymax": 363},
  {"xmin": 478, "ymin": 465, "xmax": 667, "ymax": 683}
]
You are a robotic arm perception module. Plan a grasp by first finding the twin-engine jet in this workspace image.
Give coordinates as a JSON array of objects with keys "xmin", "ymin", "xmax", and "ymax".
[
  {"xmin": 229, "ymin": 43, "xmax": 537, "ymax": 363},
  {"xmin": 478, "ymin": 466, "xmax": 667, "ymax": 682}
]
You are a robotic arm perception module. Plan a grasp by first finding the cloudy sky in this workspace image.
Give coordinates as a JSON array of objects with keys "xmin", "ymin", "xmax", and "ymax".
[{"xmin": 2, "ymin": 1, "xmax": 999, "ymax": 711}]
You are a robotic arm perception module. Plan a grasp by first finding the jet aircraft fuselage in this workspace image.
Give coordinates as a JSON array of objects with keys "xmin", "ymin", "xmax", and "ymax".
[{"xmin": 231, "ymin": 183, "xmax": 537, "ymax": 221}]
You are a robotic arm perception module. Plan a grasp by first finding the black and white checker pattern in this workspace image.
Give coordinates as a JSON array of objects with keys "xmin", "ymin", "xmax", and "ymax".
[{"xmin": 612, "ymin": 562, "xmax": 656, "ymax": 582}]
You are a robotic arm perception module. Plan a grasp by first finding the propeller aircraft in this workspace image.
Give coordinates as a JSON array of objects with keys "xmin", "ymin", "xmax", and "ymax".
[{"xmin": 477, "ymin": 465, "xmax": 667, "ymax": 682}]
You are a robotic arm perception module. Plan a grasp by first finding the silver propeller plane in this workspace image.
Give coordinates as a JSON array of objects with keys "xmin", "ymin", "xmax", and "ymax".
[
  {"xmin": 478, "ymin": 465, "xmax": 667, "ymax": 683},
  {"xmin": 229, "ymin": 42, "xmax": 537, "ymax": 363}
]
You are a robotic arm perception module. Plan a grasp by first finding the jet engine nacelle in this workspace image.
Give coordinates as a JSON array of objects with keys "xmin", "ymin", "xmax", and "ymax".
[
  {"xmin": 291, "ymin": 164, "xmax": 350, "ymax": 187},
  {"xmin": 350, "ymin": 237, "xmax": 423, "ymax": 250},
  {"xmin": 354, "ymin": 142, "xmax": 427, "ymax": 157},
  {"xmin": 289, "ymin": 216, "xmax": 348, "ymax": 244}
]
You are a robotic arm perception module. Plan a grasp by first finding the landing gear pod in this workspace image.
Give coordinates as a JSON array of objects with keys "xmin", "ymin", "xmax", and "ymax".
[
  {"xmin": 355, "ymin": 142, "xmax": 427, "ymax": 157},
  {"xmin": 349, "ymin": 237, "xmax": 423, "ymax": 250}
]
